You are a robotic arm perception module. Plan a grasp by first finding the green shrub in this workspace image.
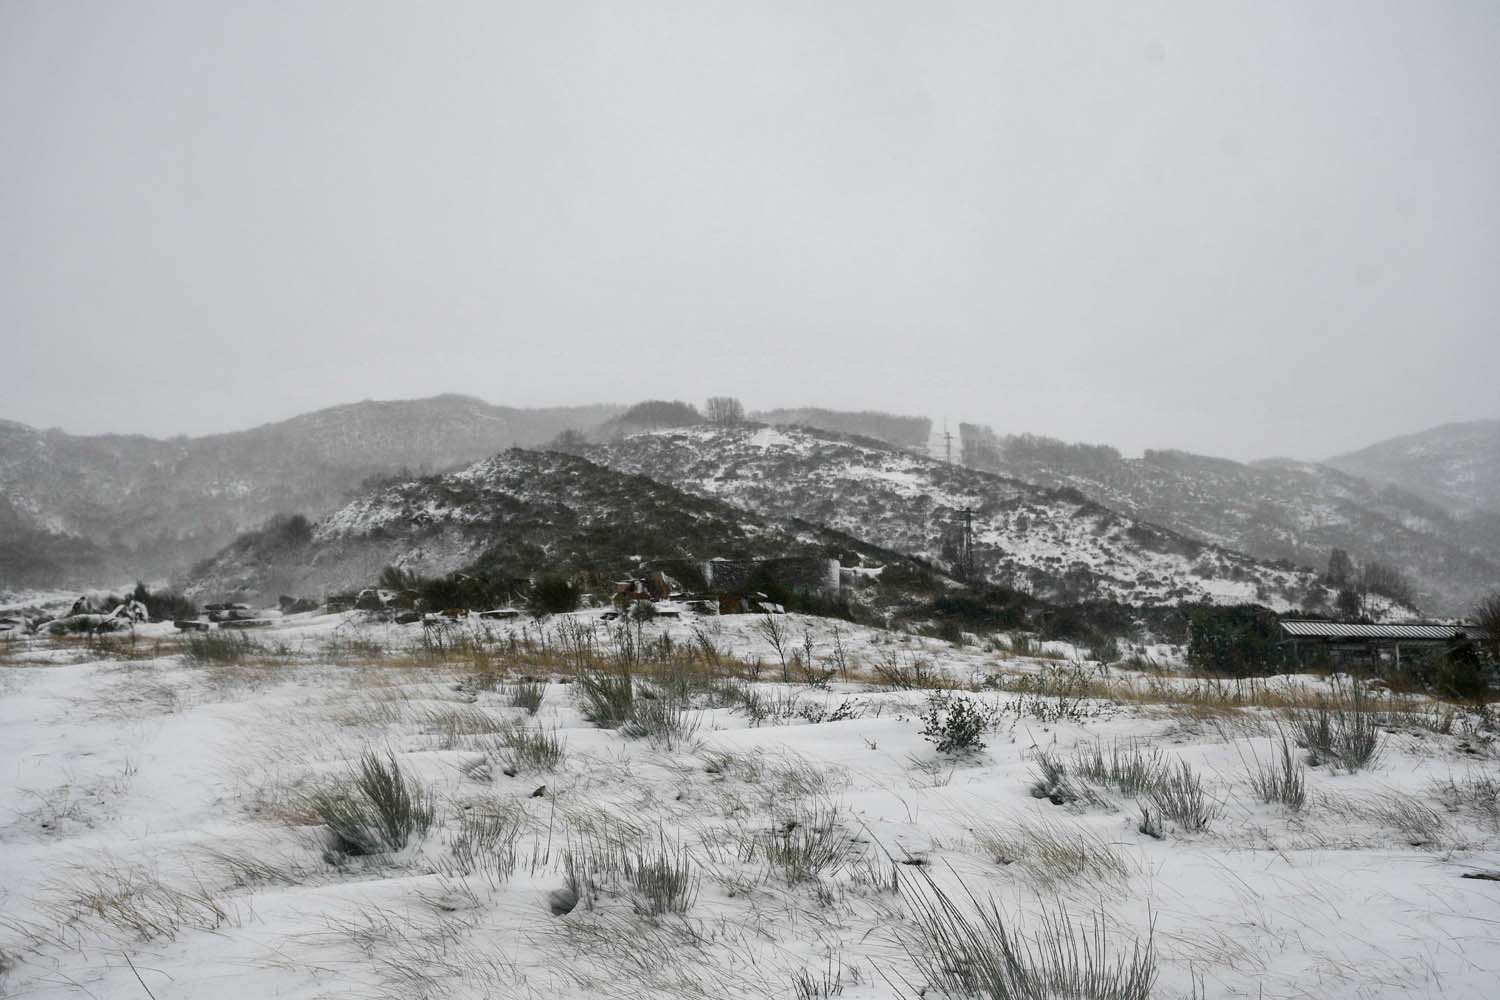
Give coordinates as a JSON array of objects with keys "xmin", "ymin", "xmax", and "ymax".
[
  {"xmin": 131, "ymin": 581, "xmax": 197, "ymax": 622},
  {"xmin": 1186, "ymin": 605, "xmax": 1286, "ymax": 677},
  {"xmin": 529, "ymin": 575, "xmax": 580, "ymax": 616},
  {"xmin": 919, "ymin": 693, "xmax": 991, "ymax": 755}
]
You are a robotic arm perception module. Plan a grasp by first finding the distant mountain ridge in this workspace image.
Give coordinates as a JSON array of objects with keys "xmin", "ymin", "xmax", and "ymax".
[
  {"xmin": 958, "ymin": 425, "xmax": 1500, "ymax": 614},
  {"xmin": 1327, "ymin": 419, "xmax": 1500, "ymax": 517},
  {"xmin": 0, "ymin": 396, "xmax": 621, "ymax": 586}
]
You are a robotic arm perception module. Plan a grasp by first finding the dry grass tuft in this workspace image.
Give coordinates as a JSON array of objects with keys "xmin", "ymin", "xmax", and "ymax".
[
  {"xmin": 968, "ymin": 816, "xmax": 1134, "ymax": 886},
  {"xmin": 900, "ymin": 866, "xmax": 1155, "ymax": 1000}
]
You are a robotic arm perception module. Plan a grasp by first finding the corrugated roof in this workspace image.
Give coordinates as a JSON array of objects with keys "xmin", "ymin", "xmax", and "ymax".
[{"xmin": 1279, "ymin": 620, "xmax": 1466, "ymax": 641}]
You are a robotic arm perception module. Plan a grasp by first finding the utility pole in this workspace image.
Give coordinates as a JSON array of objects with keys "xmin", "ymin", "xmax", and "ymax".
[{"xmin": 959, "ymin": 505, "xmax": 975, "ymax": 581}]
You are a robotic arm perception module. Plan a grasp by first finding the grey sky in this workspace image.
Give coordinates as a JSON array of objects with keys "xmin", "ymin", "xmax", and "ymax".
[{"xmin": 2, "ymin": 1, "xmax": 1497, "ymax": 461}]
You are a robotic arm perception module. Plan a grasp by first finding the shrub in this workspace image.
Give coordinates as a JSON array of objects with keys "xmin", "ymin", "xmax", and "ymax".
[
  {"xmin": 1362, "ymin": 561, "xmax": 1416, "ymax": 608},
  {"xmin": 529, "ymin": 575, "xmax": 580, "ymax": 616},
  {"xmin": 306, "ymin": 751, "xmax": 436, "ymax": 856},
  {"xmin": 919, "ymin": 693, "xmax": 992, "ymax": 755},
  {"xmin": 628, "ymin": 399, "xmax": 702, "ymax": 425},
  {"xmin": 1474, "ymin": 592, "xmax": 1500, "ymax": 663},
  {"xmin": 130, "ymin": 581, "xmax": 197, "ymax": 622},
  {"xmin": 1186, "ymin": 605, "xmax": 1285, "ymax": 677},
  {"xmin": 1402, "ymin": 638, "xmax": 1490, "ymax": 701}
]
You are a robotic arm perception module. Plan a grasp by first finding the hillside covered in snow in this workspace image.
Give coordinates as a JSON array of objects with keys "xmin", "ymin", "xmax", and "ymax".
[
  {"xmin": 960, "ymin": 425, "xmax": 1500, "ymax": 614},
  {"xmin": 183, "ymin": 448, "xmax": 929, "ymax": 604},
  {"xmin": 1328, "ymin": 418, "xmax": 1500, "ymax": 518},
  {"xmin": 585, "ymin": 425, "xmax": 1368, "ymax": 613}
]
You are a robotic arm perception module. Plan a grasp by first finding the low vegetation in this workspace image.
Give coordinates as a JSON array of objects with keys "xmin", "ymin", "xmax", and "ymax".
[
  {"xmin": 901, "ymin": 868, "xmax": 1156, "ymax": 1000},
  {"xmin": 305, "ymin": 751, "xmax": 437, "ymax": 856}
]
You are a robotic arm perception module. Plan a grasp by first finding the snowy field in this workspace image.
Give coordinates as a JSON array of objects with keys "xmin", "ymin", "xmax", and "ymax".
[{"xmin": 1, "ymin": 610, "xmax": 1497, "ymax": 999}]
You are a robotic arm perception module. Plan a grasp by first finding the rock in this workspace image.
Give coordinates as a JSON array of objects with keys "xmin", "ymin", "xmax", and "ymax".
[
  {"xmin": 530, "ymin": 785, "xmax": 547, "ymax": 798},
  {"xmin": 547, "ymin": 887, "xmax": 579, "ymax": 916},
  {"xmin": 111, "ymin": 600, "xmax": 149, "ymax": 623},
  {"xmin": 355, "ymin": 589, "xmax": 386, "ymax": 611},
  {"xmin": 174, "ymin": 620, "xmax": 209, "ymax": 631}
]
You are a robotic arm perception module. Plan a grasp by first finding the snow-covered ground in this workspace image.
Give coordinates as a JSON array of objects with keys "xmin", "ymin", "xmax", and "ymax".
[{"xmin": 2, "ymin": 610, "xmax": 1497, "ymax": 999}]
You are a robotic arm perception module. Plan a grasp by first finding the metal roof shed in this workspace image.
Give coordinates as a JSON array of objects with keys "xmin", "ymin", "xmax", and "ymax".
[{"xmin": 1278, "ymin": 620, "xmax": 1475, "ymax": 668}]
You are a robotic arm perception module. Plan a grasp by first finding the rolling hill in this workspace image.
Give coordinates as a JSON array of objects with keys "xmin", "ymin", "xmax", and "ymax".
[
  {"xmin": 958, "ymin": 425, "xmax": 1500, "ymax": 614},
  {"xmin": 583, "ymin": 424, "xmax": 1370, "ymax": 613}
]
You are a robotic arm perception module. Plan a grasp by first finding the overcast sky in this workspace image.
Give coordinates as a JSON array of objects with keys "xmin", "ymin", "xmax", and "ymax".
[{"xmin": 2, "ymin": 1, "xmax": 1497, "ymax": 461}]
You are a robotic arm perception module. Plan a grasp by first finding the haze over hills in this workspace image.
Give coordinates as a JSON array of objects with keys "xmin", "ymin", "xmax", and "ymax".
[
  {"xmin": 0, "ymin": 396, "xmax": 620, "ymax": 585},
  {"xmin": 1327, "ymin": 419, "xmax": 1500, "ymax": 518},
  {"xmin": 958, "ymin": 424, "xmax": 1500, "ymax": 615},
  {"xmin": 2, "ymin": 393, "xmax": 1495, "ymax": 617}
]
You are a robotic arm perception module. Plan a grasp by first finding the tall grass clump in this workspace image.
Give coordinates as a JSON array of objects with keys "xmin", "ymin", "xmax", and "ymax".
[
  {"xmin": 1292, "ymin": 685, "xmax": 1385, "ymax": 772},
  {"xmin": 577, "ymin": 669, "xmax": 634, "ymax": 728},
  {"xmin": 562, "ymin": 832, "xmax": 701, "ymax": 915},
  {"xmin": 761, "ymin": 803, "xmax": 859, "ymax": 882},
  {"xmin": 185, "ymin": 630, "xmax": 260, "ymax": 664},
  {"xmin": 498, "ymin": 724, "xmax": 566, "ymax": 774},
  {"xmin": 1148, "ymin": 761, "xmax": 1221, "ymax": 833},
  {"xmin": 969, "ymin": 817, "xmax": 1132, "ymax": 887},
  {"xmin": 625, "ymin": 836, "xmax": 700, "ymax": 916},
  {"xmin": 306, "ymin": 751, "xmax": 436, "ymax": 856},
  {"xmin": 508, "ymin": 678, "xmax": 546, "ymax": 715},
  {"xmin": 1028, "ymin": 750, "xmax": 1105, "ymax": 808},
  {"xmin": 1071, "ymin": 739, "xmax": 1168, "ymax": 797},
  {"xmin": 447, "ymin": 804, "xmax": 525, "ymax": 882},
  {"xmin": 1245, "ymin": 733, "xmax": 1307, "ymax": 811},
  {"xmin": 620, "ymin": 688, "xmax": 702, "ymax": 746},
  {"xmin": 901, "ymin": 867, "xmax": 1155, "ymax": 1000}
]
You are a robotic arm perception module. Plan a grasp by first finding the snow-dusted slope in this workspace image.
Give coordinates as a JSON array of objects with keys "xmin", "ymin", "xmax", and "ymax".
[
  {"xmin": 960, "ymin": 427, "xmax": 1500, "ymax": 614},
  {"xmin": 587, "ymin": 425, "xmax": 1348, "ymax": 611},
  {"xmin": 1328, "ymin": 418, "xmax": 1500, "ymax": 517},
  {"xmin": 184, "ymin": 448, "xmax": 917, "ymax": 602}
]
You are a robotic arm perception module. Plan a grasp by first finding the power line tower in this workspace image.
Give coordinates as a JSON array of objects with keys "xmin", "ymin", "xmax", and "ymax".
[{"xmin": 942, "ymin": 419, "xmax": 955, "ymax": 466}]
